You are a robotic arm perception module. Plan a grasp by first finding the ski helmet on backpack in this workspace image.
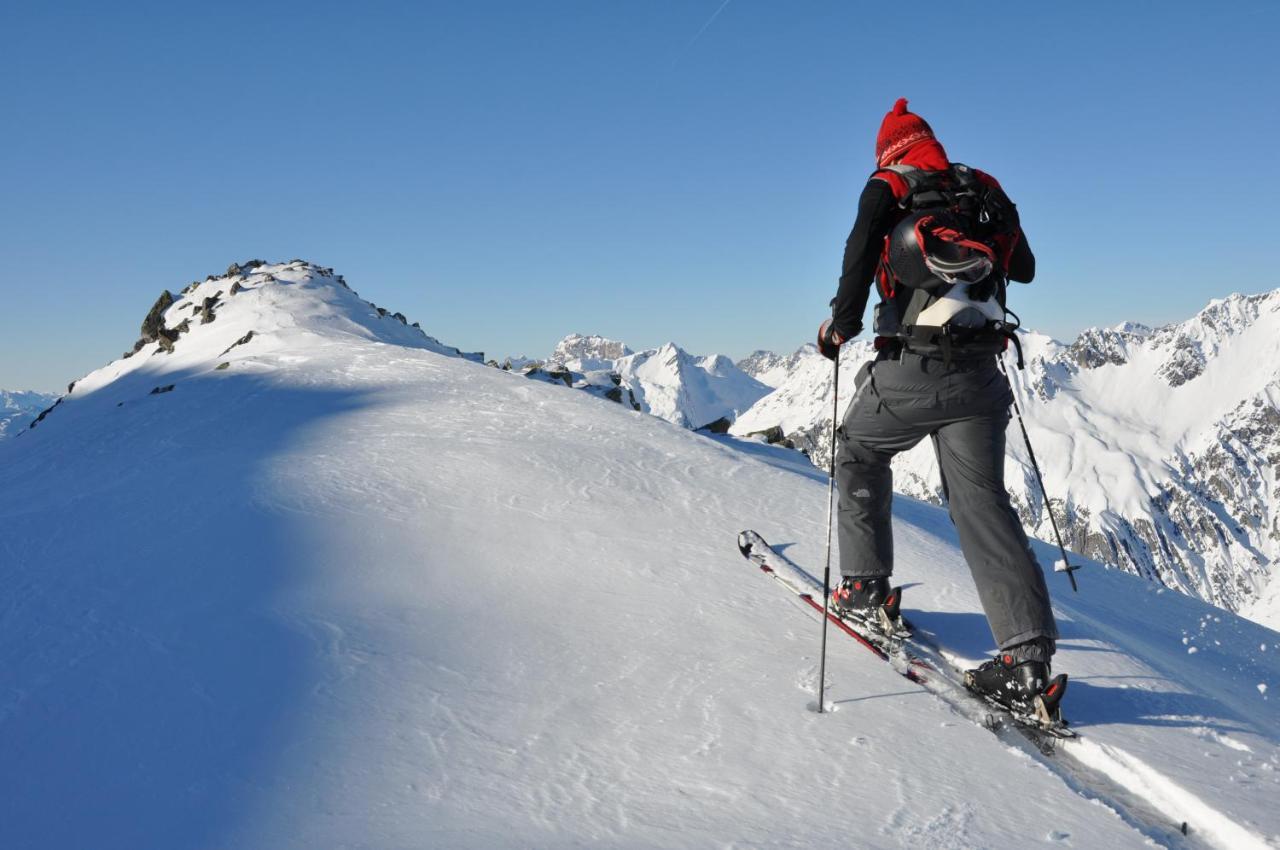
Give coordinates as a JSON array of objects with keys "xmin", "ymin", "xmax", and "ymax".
[{"xmin": 888, "ymin": 209, "xmax": 996, "ymax": 293}]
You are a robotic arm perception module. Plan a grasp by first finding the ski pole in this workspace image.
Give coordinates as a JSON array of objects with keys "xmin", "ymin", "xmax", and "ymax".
[
  {"xmin": 817, "ymin": 348, "xmax": 840, "ymax": 712},
  {"xmin": 999, "ymin": 355, "xmax": 1080, "ymax": 592}
]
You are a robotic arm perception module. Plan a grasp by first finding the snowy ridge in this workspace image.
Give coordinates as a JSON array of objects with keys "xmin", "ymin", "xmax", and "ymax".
[
  {"xmin": 2, "ymin": 264, "xmax": 1277, "ymax": 847},
  {"xmin": 0, "ymin": 390, "xmax": 58, "ymax": 439},
  {"xmin": 31, "ymin": 260, "xmax": 477, "ymax": 435},
  {"xmin": 731, "ymin": 289, "xmax": 1280, "ymax": 627}
]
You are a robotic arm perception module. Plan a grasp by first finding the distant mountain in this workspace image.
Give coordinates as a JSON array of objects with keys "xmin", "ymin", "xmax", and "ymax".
[
  {"xmin": 0, "ymin": 390, "xmax": 59, "ymax": 439},
  {"xmin": 507, "ymin": 335, "xmax": 770, "ymax": 431},
  {"xmin": 736, "ymin": 348, "xmax": 817, "ymax": 389},
  {"xmin": 731, "ymin": 290, "xmax": 1280, "ymax": 625},
  {"xmin": 548, "ymin": 334, "xmax": 634, "ymax": 372}
]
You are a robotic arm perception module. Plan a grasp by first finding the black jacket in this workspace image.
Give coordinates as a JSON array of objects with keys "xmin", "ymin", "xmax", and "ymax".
[{"xmin": 830, "ymin": 178, "xmax": 1035, "ymax": 339}]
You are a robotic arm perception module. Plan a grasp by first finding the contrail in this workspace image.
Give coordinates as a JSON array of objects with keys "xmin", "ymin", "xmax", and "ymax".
[{"xmin": 676, "ymin": 0, "xmax": 734, "ymax": 60}]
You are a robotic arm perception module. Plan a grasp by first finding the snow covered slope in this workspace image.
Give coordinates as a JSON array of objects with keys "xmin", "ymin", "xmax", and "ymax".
[
  {"xmin": 0, "ymin": 390, "xmax": 58, "ymax": 440},
  {"xmin": 2, "ymin": 265, "xmax": 1278, "ymax": 849},
  {"xmin": 732, "ymin": 291, "xmax": 1280, "ymax": 626}
]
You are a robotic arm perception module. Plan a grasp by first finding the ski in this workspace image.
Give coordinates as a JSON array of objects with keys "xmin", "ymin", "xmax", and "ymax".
[{"xmin": 737, "ymin": 529, "xmax": 1076, "ymax": 752}]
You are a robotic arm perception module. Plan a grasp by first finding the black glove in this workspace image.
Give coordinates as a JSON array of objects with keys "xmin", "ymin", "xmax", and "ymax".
[{"xmin": 817, "ymin": 318, "xmax": 854, "ymax": 360}]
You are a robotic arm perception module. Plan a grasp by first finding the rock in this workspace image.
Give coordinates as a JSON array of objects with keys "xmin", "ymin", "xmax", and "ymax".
[
  {"xmin": 140, "ymin": 290, "xmax": 174, "ymax": 341},
  {"xmin": 155, "ymin": 328, "xmax": 179, "ymax": 353},
  {"xmin": 29, "ymin": 398, "xmax": 62, "ymax": 429},
  {"xmin": 150, "ymin": 385, "xmax": 175, "ymax": 395},
  {"xmin": 745, "ymin": 425, "xmax": 786, "ymax": 444},
  {"xmin": 524, "ymin": 366, "xmax": 573, "ymax": 387},
  {"xmin": 698, "ymin": 416, "xmax": 733, "ymax": 434},
  {"xmin": 229, "ymin": 282, "xmax": 242, "ymax": 295},
  {"xmin": 393, "ymin": 312, "xmax": 408, "ymax": 325},
  {"xmin": 226, "ymin": 262, "xmax": 241, "ymax": 277},
  {"xmin": 219, "ymin": 330, "xmax": 254, "ymax": 356},
  {"xmin": 199, "ymin": 296, "xmax": 218, "ymax": 324},
  {"xmin": 215, "ymin": 362, "xmax": 230, "ymax": 371}
]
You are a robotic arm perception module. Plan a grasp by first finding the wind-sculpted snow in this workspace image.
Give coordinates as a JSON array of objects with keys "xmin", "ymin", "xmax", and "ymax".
[
  {"xmin": 732, "ymin": 290, "xmax": 1280, "ymax": 627},
  {"xmin": 2, "ymin": 266, "xmax": 1277, "ymax": 848}
]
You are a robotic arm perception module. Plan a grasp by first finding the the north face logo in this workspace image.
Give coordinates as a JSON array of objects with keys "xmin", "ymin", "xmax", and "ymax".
[{"xmin": 851, "ymin": 488, "xmax": 871, "ymax": 498}]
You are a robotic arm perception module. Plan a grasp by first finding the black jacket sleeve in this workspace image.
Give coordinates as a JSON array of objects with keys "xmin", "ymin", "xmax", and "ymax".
[
  {"xmin": 1006, "ymin": 229, "xmax": 1035, "ymax": 283},
  {"xmin": 831, "ymin": 178, "xmax": 898, "ymax": 339}
]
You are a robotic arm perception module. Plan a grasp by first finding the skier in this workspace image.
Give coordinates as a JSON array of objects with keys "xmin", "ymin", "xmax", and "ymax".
[{"xmin": 816, "ymin": 98, "xmax": 1062, "ymax": 720}]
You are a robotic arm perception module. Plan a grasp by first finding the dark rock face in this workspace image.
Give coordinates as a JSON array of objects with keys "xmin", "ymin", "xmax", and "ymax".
[
  {"xmin": 230, "ymin": 281, "xmax": 243, "ymax": 295},
  {"xmin": 744, "ymin": 425, "xmax": 789, "ymax": 446},
  {"xmin": 199, "ymin": 296, "xmax": 219, "ymax": 325},
  {"xmin": 155, "ymin": 327, "xmax": 179, "ymax": 354},
  {"xmin": 698, "ymin": 416, "xmax": 733, "ymax": 434},
  {"xmin": 28, "ymin": 398, "xmax": 63, "ymax": 429},
  {"xmin": 150, "ymin": 385, "xmax": 175, "ymax": 395},
  {"xmin": 219, "ymin": 330, "xmax": 254, "ymax": 356},
  {"xmin": 215, "ymin": 362, "xmax": 230, "ymax": 371},
  {"xmin": 140, "ymin": 291, "xmax": 175, "ymax": 342}
]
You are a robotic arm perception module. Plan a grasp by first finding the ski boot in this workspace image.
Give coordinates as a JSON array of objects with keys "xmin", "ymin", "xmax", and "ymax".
[
  {"xmin": 964, "ymin": 654, "xmax": 1069, "ymax": 729},
  {"xmin": 830, "ymin": 576, "xmax": 905, "ymax": 636}
]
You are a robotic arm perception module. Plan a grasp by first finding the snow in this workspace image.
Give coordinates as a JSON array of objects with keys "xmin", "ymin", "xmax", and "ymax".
[
  {"xmin": 2, "ymin": 265, "xmax": 1278, "ymax": 849},
  {"xmin": 0, "ymin": 389, "xmax": 58, "ymax": 439},
  {"xmin": 530, "ymin": 334, "xmax": 770, "ymax": 431}
]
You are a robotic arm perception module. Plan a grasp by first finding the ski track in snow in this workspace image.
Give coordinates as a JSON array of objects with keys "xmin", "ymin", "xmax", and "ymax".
[{"xmin": 1, "ymin": 266, "xmax": 1277, "ymax": 849}]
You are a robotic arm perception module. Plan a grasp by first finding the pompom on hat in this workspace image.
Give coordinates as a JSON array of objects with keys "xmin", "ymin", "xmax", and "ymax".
[{"xmin": 875, "ymin": 98, "xmax": 935, "ymax": 166}]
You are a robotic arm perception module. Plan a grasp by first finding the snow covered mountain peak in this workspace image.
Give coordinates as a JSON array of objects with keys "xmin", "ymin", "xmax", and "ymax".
[
  {"xmin": 548, "ymin": 333, "xmax": 633, "ymax": 371},
  {"xmin": 27, "ymin": 260, "xmax": 478, "ymax": 434},
  {"xmin": 515, "ymin": 334, "xmax": 769, "ymax": 431}
]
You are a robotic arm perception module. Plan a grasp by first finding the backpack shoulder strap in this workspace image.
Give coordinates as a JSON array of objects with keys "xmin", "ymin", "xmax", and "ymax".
[{"xmin": 871, "ymin": 164, "xmax": 924, "ymax": 204}]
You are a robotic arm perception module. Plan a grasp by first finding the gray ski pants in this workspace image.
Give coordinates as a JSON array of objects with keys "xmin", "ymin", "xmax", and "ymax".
[{"xmin": 835, "ymin": 350, "xmax": 1058, "ymax": 651}]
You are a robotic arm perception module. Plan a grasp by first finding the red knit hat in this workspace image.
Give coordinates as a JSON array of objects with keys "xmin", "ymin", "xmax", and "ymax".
[{"xmin": 876, "ymin": 98, "xmax": 935, "ymax": 166}]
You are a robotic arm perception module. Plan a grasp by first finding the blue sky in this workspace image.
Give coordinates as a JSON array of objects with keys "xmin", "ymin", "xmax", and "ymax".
[{"xmin": 2, "ymin": 1, "xmax": 1277, "ymax": 391}]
